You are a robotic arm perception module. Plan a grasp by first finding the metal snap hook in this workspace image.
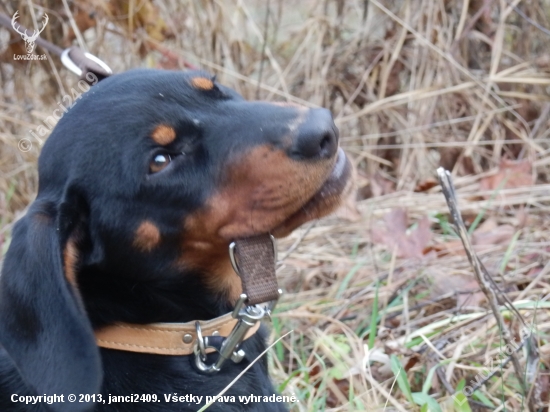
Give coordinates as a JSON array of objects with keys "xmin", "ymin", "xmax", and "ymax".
[
  {"xmin": 60, "ymin": 47, "xmax": 112, "ymax": 77},
  {"xmin": 194, "ymin": 321, "xmax": 207, "ymax": 362}
]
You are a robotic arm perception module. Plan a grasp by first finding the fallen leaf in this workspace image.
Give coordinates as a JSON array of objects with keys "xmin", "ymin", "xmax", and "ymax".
[
  {"xmin": 404, "ymin": 354, "xmax": 420, "ymax": 371},
  {"xmin": 472, "ymin": 224, "xmax": 515, "ymax": 246},
  {"xmin": 326, "ymin": 378, "xmax": 350, "ymax": 407},
  {"xmin": 431, "ymin": 239, "xmax": 465, "ymax": 257},
  {"xmin": 475, "ymin": 217, "xmax": 498, "ymax": 232},
  {"xmin": 370, "ymin": 171, "xmax": 396, "ymax": 198},
  {"xmin": 430, "ymin": 268, "xmax": 485, "ymax": 307},
  {"xmin": 436, "ymin": 217, "xmax": 517, "ymax": 257},
  {"xmin": 414, "ymin": 178, "xmax": 438, "ymax": 192},
  {"xmin": 371, "ymin": 209, "xmax": 432, "ymax": 259},
  {"xmin": 537, "ymin": 373, "xmax": 549, "ymax": 404},
  {"xmin": 480, "ymin": 159, "xmax": 534, "ymax": 193},
  {"xmin": 447, "ymin": 274, "xmax": 485, "ymax": 307}
]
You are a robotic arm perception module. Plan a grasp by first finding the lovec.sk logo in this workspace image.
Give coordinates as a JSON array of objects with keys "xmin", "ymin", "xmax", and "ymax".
[{"xmin": 11, "ymin": 10, "xmax": 48, "ymax": 60}]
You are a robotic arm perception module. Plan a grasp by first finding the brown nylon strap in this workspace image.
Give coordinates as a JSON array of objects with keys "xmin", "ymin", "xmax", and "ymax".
[{"xmin": 233, "ymin": 234, "xmax": 279, "ymax": 305}]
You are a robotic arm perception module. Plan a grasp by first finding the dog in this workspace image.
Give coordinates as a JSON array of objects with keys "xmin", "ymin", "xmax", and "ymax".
[{"xmin": 0, "ymin": 69, "xmax": 352, "ymax": 411}]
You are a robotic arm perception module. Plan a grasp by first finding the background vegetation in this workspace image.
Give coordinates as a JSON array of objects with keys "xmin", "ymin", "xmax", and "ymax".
[{"xmin": 1, "ymin": 0, "xmax": 549, "ymax": 410}]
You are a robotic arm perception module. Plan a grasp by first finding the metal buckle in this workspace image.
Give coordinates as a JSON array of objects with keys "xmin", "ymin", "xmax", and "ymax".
[
  {"xmin": 60, "ymin": 48, "xmax": 112, "ymax": 77},
  {"xmin": 194, "ymin": 236, "xmax": 282, "ymax": 374}
]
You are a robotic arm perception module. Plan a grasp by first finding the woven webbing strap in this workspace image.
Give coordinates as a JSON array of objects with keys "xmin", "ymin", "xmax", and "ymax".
[{"xmin": 232, "ymin": 234, "xmax": 279, "ymax": 305}]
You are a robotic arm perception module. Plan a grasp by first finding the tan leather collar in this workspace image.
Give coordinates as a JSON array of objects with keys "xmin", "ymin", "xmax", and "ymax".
[{"xmin": 95, "ymin": 313, "xmax": 260, "ymax": 355}]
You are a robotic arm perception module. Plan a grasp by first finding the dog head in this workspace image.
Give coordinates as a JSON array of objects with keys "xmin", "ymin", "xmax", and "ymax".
[{"xmin": 0, "ymin": 70, "xmax": 353, "ymax": 410}]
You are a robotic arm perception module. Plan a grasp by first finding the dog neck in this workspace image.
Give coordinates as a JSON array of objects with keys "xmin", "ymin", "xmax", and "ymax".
[{"xmin": 78, "ymin": 267, "xmax": 234, "ymax": 329}]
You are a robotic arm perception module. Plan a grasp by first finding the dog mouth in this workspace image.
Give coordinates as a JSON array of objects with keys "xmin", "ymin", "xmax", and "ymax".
[
  {"xmin": 271, "ymin": 148, "xmax": 353, "ymax": 237},
  {"xmin": 184, "ymin": 146, "xmax": 353, "ymax": 243}
]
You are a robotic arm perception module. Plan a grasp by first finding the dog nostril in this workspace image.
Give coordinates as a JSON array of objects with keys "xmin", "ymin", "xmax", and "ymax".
[{"xmin": 319, "ymin": 133, "xmax": 332, "ymax": 155}]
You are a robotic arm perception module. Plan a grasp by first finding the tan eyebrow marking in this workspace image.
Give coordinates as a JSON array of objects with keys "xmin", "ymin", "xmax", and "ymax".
[
  {"xmin": 63, "ymin": 238, "xmax": 78, "ymax": 285},
  {"xmin": 151, "ymin": 125, "xmax": 176, "ymax": 146},
  {"xmin": 191, "ymin": 77, "xmax": 214, "ymax": 91},
  {"xmin": 133, "ymin": 221, "xmax": 161, "ymax": 252}
]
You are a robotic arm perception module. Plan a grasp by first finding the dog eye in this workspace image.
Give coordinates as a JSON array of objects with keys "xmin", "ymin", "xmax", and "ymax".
[{"xmin": 149, "ymin": 153, "xmax": 172, "ymax": 173}]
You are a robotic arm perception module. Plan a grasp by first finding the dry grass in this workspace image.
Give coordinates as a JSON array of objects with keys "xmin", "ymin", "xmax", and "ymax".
[{"xmin": 1, "ymin": 0, "xmax": 550, "ymax": 410}]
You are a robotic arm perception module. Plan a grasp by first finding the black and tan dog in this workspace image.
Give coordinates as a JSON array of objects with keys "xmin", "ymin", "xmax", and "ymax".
[{"xmin": 0, "ymin": 70, "xmax": 352, "ymax": 411}]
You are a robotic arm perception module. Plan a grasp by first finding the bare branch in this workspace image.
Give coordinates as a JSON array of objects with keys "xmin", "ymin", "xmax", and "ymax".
[{"xmin": 437, "ymin": 167, "xmax": 538, "ymax": 412}]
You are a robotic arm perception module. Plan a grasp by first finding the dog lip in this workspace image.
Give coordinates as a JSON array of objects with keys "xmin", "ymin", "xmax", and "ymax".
[
  {"xmin": 329, "ymin": 148, "xmax": 347, "ymax": 180},
  {"xmin": 306, "ymin": 148, "xmax": 350, "ymax": 205}
]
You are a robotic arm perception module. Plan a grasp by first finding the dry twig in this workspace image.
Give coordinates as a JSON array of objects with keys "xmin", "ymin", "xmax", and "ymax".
[{"xmin": 437, "ymin": 167, "xmax": 539, "ymax": 411}]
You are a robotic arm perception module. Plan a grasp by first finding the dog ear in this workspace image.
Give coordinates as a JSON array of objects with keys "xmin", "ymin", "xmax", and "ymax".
[{"xmin": 0, "ymin": 199, "xmax": 101, "ymax": 412}]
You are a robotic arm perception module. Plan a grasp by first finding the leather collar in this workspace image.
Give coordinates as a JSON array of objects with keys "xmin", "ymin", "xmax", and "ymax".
[
  {"xmin": 95, "ymin": 313, "xmax": 260, "ymax": 356},
  {"xmin": 95, "ymin": 235, "xmax": 276, "ymax": 358}
]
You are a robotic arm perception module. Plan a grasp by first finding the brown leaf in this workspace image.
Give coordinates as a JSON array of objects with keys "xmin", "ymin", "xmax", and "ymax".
[
  {"xmin": 371, "ymin": 209, "xmax": 432, "ymax": 259},
  {"xmin": 326, "ymin": 379, "xmax": 350, "ymax": 407},
  {"xmin": 414, "ymin": 178, "xmax": 438, "ymax": 192},
  {"xmin": 370, "ymin": 172, "xmax": 396, "ymax": 198},
  {"xmin": 472, "ymin": 224, "xmax": 515, "ymax": 246},
  {"xmin": 435, "ymin": 217, "xmax": 516, "ymax": 258},
  {"xmin": 431, "ymin": 239, "xmax": 466, "ymax": 257},
  {"xmin": 357, "ymin": 170, "xmax": 395, "ymax": 199},
  {"xmin": 404, "ymin": 354, "xmax": 420, "ymax": 371},
  {"xmin": 480, "ymin": 159, "xmax": 534, "ymax": 193},
  {"xmin": 537, "ymin": 373, "xmax": 549, "ymax": 404},
  {"xmin": 432, "ymin": 271, "xmax": 485, "ymax": 307}
]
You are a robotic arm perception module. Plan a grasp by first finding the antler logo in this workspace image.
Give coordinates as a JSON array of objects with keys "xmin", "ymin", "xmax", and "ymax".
[{"xmin": 11, "ymin": 11, "xmax": 49, "ymax": 54}]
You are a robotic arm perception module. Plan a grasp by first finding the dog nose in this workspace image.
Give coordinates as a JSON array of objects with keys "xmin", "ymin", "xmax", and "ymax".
[{"xmin": 289, "ymin": 108, "xmax": 339, "ymax": 160}]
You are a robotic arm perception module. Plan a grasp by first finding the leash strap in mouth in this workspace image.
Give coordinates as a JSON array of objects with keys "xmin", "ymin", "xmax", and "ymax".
[
  {"xmin": 230, "ymin": 234, "xmax": 280, "ymax": 305},
  {"xmin": 193, "ymin": 234, "xmax": 282, "ymax": 374}
]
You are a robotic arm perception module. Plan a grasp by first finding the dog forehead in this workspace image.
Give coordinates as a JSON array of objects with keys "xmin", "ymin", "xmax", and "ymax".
[
  {"xmin": 92, "ymin": 69, "xmax": 226, "ymax": 99},
  {"xmin": 48, "ymin": 70, "xmax": 218, "ymax": 139},
  {"xmin": 82, "ymin": 70, "xmax": 242, "ymax": 125}
]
